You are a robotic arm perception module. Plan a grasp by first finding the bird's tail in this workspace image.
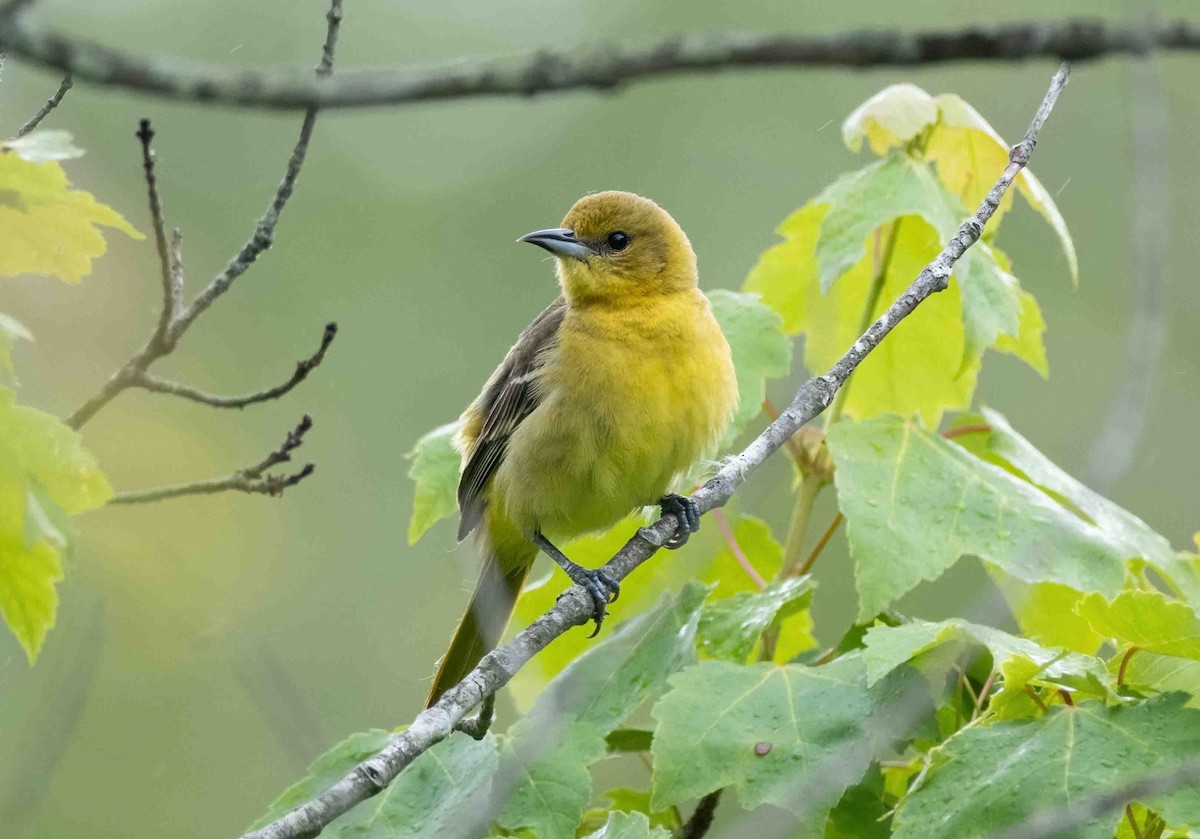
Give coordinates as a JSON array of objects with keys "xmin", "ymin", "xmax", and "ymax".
[{"xmin": 426, "ymin": 524, "xmax": 535, "ymax": 707}]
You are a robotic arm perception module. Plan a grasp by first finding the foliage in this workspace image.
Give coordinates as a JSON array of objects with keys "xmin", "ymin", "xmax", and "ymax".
[
  {"xmin": 0, "ymin": 132, "xmax": 134, "ymax": 661},
  {"xmin": 254, "ymin": 83, "xmax": 1199, "ymax": 838}
]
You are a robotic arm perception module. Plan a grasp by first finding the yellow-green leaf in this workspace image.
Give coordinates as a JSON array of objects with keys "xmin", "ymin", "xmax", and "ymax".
[
  {"xmin": 1078, "ymin": 590, "xmax": 1200, "ymax": 661},
  {"xmin": 0, "ymin": 387, "xmax": 112, "ymax": 662},
  {"xmin": 0, "ymin": 312, "xmax": 32, "ymax": 378},
  {"xmin": 405, "ymin": 421, "xmax": 461, "ymax": 544},
  {"xmin": 0, "ymin": 151, "xmax": 143, "ymax": 283},
  {"xmin": 930, "ymin": 93, "xmax": 1078, "ymax": 285}
]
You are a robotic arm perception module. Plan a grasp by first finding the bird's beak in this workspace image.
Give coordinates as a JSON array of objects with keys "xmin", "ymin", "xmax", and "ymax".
[{"xmin": 517, "ymin": 227, "xmax": 592, "ymax": 263}]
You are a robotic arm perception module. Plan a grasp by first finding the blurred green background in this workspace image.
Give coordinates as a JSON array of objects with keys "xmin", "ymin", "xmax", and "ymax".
[{"xmin": 3, "ymin": 0, "xmax": 1199, "ymax": 836}]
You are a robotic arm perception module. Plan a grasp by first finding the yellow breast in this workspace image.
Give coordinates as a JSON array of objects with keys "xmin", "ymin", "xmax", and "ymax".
[{"xmin": 493, "ymin": 290, "xmax": 737, "ymax": 541}]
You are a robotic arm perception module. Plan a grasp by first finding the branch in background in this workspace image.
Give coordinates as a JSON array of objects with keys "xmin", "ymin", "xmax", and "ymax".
[
  {"xmin": 0, "ymin": 12, "xmax": 1180, "ymax": 110},
  {"xmin": 109, "ymin": 415, "xmax": 315, "ymax": 505},
  {"xmin": 15, "ymin": 73, "xmax": 71, "ymax": 136},
  {"xmin": 1087, "ymin": 11, "xmax": 1169, "ymax": 490},
  {"xmin": 64, "ymin": 0, "xmax": 342, "ymax": 431},
  {"xmin": 984, "ymin": 756, "xmax": 1200, "ymax": 839},
  {"xmin": 240, "ymin": 61, "xmax": 1072, "ymax": 839},
  {"xmin": 133, "ymin": 322, "xmax": 337, "ymax": 408}
]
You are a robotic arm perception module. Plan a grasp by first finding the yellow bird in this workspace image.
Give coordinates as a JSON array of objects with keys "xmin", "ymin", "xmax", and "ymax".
[{"xmin": 427, "ymin": 191, "xmax": 738, "ymax": 706}]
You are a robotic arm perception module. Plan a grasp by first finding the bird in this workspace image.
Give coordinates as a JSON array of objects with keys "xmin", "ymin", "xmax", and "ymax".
[{"xmin": 426, "ymin": 190, "xmax": 738, "ymax": 707}]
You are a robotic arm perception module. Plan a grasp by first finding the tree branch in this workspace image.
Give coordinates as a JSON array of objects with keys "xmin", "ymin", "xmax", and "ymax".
[
  {"xmin": 63, "ymin": 0, "xmax": 343, "ymax": 431},
  {"xmin": 132, "ymin": 322, "xmax": 337, "ymax": 408},
  {"xmin": 0, "ymin": 14, "xmax": 1168, "ymax": 111},
  {"xmin": 15, "ymin": 73, "xmax": 71, "ymax": 136},
  {"xmin": 108, "ymin": 415, "xmax": 315, "ymax": 505},
  {"xmin": 135, "ymin": 118, "xmax": 177, "ymax": 345},
  {"xmin": 239, "ymin": 61, "xmax": 1071, "ymax": 839}
]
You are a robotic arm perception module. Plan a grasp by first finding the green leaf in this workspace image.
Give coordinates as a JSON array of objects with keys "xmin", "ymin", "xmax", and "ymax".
[
  {"xmin": 987, "ymin": 573, "xmax": 1104, "ymax": 654},
  {"xmin": 707, "ymin": 289, "xmax": 792, "ymax": 444},
  {"xmin": 599, "ymin": 788, "xmax": 681, "ymax": 831},
  {"xmin": 0, "ymin": 387, "xmax": 111, "ymax": 661},
  {"xmin": 827, "ymin": 416, "xmax": 1128, "ymax": 621},
  {"xmin": 251, "ymin": 729, "xmax": 497, "ymax": 837},
  {"xmin": 581, "ymin": 811, "xmax": 673, "ymax": 839},
  {"xmin": 841, "ymin": 84, "xmax": 1077, "ymax": 286},
  {"xmin": 862, "ymin": 618, "xmax": 1112, "ymax": 714},
  {"xmin": 1113, "ymin": 651, "xmax": 1200, "ymax": 706},
  {"xmin": 978, "ymin": 408, "xmax": 1193, "ymax": 601},
  {"xmin": 0, "ymin": 312, "xmax": 32, "ymax": 379},
  {"xmin": 893, "ymin": 695, "xmax": 1200, "ymax": 839},
  {"xmin": 650, "ymin": 654, "xmax": 927, "ymax": 830},
  {"xmin": 406, "ymin": 420, "xmax": 461, "ymax": 544},
  {"xmin": 826, "ymin": 765, "xmax": 892, "ymax": 839},
  {"xmin": 842, "ymin": 83, "xmax": 939, "ymax": 155},
  {"xmin": 1078, "ymin": 590, "xmax": 1200, "ymax": 661},
  {"xmin": 497, "ymin": 584, "xmax": 707, "ymax": 839},
  {"xmin": 993, "ymin": 288, "xmax": 1049, "ymax": 378},
  {"xmin": 744, "ymin": 157, "xmax": 1040, "ymax": 426},
  {"xmin": 0, "ymin": 150, "xmax": 143, "ymax": 283},
  {"xmin": 698, "ymin": 576, "xmax": 814, "ymax": 662},
  {"xmin": 2, "ymin": 130, "xmax": 85, "ymax": 162}
]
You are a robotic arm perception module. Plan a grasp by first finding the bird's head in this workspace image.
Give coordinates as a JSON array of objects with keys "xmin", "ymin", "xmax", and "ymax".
[{"xmin": 518, "ymin": 191, "xmax": 697, "ymax": 304}]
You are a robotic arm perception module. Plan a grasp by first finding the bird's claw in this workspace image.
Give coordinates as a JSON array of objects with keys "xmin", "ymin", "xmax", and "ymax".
[
  {"xmin": 659, "ymin": 494, "xmax": 700, "ymax": 550},
  {"xmin": 577, "ymin": 569, "xmax": 620, "ymax": 637}
]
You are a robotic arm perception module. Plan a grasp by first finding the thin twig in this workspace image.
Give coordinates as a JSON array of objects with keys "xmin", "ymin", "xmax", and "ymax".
[
  {"xmin": 0, "ymin": 16, "xmax": 1172, "ymax": 110},
  {"xmin": 15, "ymin": 73, "xmax": 71, "ymax": 136},
  {"xmin": 109, "ymin": 416, "xmax": 315, "ymax": 505},
  {"xmin": 454, "ymin": 693, "xmax": 495, "ymax": 741},
  {"xmin": 681, "ymin": 790, "xmax": 722, "ymax": 839},
  {"xmin": 239, "ymin": 62, "xmax": 1072, "ymax": 839},
  {"xmin": 711, "ymin": 508, "xmax": 767, "ymax": 590},
  {"xmin": 135, "ymin": 118, "xmax": 176, "ymax": 345},
  {"xmin": 797, "ymin": 513, "xmax": 843, "ymax": 577},
  {"xmin": 1118, "ymin": 646, "xmax": 1139, "ymax": 686},
  {"xmin": 134, "ymin": 322, "xmax": 337, "ymax": 408},
  {"xmin": 63, "ymin": 0, "xmax": 343, "ymax": 430}
]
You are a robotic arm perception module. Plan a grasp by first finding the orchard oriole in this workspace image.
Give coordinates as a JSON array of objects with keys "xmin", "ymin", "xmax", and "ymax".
[{"xmin": 427, "ymin": 191, "xmax": 737, "ymax": 706}]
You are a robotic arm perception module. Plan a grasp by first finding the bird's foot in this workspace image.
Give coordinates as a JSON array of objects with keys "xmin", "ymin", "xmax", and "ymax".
[
  {"xmin": 533, "ymin": 532, "xmax": 620, "ymax": 637},
  {"xmin": 659, "ymin": 494, "xmax": 700, "ymax": 549}
]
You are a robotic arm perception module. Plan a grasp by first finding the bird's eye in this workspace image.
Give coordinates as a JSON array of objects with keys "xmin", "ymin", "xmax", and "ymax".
[{"xmin": 606, "ymin": 231, "xmax": 630, "ymax": 252}]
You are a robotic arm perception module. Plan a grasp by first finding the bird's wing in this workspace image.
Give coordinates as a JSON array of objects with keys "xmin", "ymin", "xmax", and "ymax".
[{"xmin": 457, "ymin": 296, "xmax": 567, "ymax": 540}]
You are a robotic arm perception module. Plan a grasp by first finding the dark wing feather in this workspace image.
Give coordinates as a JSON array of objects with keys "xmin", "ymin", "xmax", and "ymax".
[{"xmin": 457, "ymin": 297, "xmax": 567, "ymax": 539}]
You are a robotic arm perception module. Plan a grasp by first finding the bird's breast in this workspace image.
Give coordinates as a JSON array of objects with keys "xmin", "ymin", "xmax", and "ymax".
[{"xmin": 493, "ymin": 292, "xmax": 737, "ymax": 541}]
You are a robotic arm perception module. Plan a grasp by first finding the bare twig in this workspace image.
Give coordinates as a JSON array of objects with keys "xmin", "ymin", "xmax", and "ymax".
[
  {"xmin": 15, "ymin": 73, "xmax": 71, "ymax": 136},
  {"xmin": 0, "ymin": 15, "xmax": 1172, "ymax": 110},
  {"xmin": 454, "ymin": 692, "xmax": 495, "ymax": 741},
  {"xmin": 63, "ymin": 0, "xmax": 342, "ymax": 432},
  {"xmin": 712, "ymin": 508, "xmax": 767, "ymax": 590},
  {"xmin": 135, "ymin": 118, "xmax": 176, "ymax": 345},
  {"xmin": 796, "ymin": 513, "xmax": 844, "ymax": 577},
  {"xmin": 240, "ymin": 62, "xmax": 1071, "ymax": 839},
  {"xmin": 109, "ymin": 416, "xmax": 315, "ymax": 505},
  {"xmin": 133, "ymin": 322, "xmax": 337, "ymax": 408}
]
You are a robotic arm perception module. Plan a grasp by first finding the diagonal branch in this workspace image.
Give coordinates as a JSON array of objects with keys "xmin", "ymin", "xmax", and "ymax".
[
  {"xmin": 0, "ymin": 13, "xmax": 1166, "ymax": 111},
  {"xmin": 63, "ymin": 0, "xmax": 343, "ymax": 430},
  {"xmin": 132, "ymin": 322, "xmax": 337, "ymax": 408},
  {"xmin": 15, "ymin": 73, "xmax": 71, "ymax": 136},
  {"xmin": 240, "ymin": 61, "xmax": 1072, "ymax": 839},
  {"xmin": 108, "ymin": 415, "xmax": 315, "ymax": 505}
]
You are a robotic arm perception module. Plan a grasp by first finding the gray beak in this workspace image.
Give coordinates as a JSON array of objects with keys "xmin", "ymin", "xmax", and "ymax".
[{"xmin": 518, "ymin": 227, "xmax": 592, "ymax": 263}]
